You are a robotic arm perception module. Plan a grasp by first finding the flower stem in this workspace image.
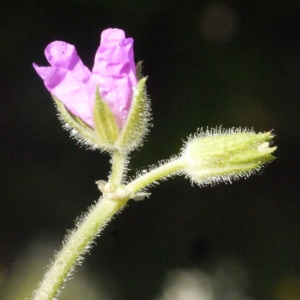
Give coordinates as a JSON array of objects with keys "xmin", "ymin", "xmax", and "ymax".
[
  {"xmin": 127, "ymin": 157, "xmax": 186, "ymax": 193},
  {"xmin": 32, "ymin": 157, "xmax": 185, "ymax": 300},
  {"xmin": 109, "ymin": 150, "xmax": 127, "ymax": 186},
  {"xmin": 31, "ymin": 195, "xmax": 128, "ymax": 300}
]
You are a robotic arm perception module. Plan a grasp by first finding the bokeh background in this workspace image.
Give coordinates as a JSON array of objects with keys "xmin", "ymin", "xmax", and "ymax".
[{"xmin": 1, "ymin": 1, "xmax": 300, "ymax": 299}]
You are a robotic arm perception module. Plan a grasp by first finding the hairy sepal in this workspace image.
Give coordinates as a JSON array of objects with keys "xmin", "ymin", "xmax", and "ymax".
[
  {"xmin": 93, "ymin": 88, "xmax": 119, "ymax": 147},
  {"xmin": 53, "ymin": 96, "xmax": 118, "ymax": 152},
  {"xmin": 116, "ymin": 77, "xmax": 151, "ymax": 153},
  {"xmin": 181, "ymin": 127, "xmax": 277, "ymax": 186}
]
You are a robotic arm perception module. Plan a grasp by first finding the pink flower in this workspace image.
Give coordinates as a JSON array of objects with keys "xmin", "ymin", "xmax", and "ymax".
[{"xmin": 33, "ymin": 28, "xmax": 137, "ymax": 129}]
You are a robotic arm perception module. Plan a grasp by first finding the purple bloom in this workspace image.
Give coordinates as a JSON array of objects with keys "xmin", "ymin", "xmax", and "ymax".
[{"xmin": 33, "ymin": 28, "xmax": 137, "ymax": 128}]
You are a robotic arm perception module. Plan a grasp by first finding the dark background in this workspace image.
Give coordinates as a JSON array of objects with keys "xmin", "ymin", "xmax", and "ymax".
[{"xmin": 1, "ymin": 0, "xmax": 300, "ymax": 299}]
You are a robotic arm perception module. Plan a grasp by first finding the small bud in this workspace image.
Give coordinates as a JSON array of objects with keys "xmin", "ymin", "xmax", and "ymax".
[{"xmin": 181, "ymin": 127, "xmax": 276, "ymax": 186}]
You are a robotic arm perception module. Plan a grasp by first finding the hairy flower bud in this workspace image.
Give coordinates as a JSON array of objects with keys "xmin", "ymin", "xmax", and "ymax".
[{"xmin": 181, "ymin": 127, "xmax": 276, "ymax": 186}]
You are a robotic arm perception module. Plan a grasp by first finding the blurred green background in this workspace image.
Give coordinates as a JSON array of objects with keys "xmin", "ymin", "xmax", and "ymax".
[{"xmin": 1, "ymin": 0, "xmax": 300, "ymax": 299}]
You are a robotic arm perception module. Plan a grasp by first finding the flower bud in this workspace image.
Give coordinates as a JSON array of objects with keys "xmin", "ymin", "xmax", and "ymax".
[
  {"xmin": 181, "ymin": 127, "xmax": 276, "ymax": 186},
  {"xmin": 33, "ymin": 28, "xmax": 150, "ymax": 153}
]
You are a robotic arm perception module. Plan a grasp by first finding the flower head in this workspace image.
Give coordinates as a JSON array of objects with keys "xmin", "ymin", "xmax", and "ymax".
[
  {"xmin": 33, "ymin": 28, "xmax": 137, "ymax": 129},
  {"xmin": 34, "ymin": 29, "xmax": 150, "ymax": 152}
]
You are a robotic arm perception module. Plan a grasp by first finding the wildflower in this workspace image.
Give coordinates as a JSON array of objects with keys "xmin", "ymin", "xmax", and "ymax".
[{"xmin": 33, "ymin": 28, "xmax": 149, "ymax": 152}]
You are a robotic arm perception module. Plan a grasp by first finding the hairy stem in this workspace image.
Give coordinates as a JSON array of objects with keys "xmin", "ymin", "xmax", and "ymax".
[
  {"xmin": 109, "ymin": 150, "xmax": 127, "ymax": 186},
  {"xmin": 31, "ymin": 156, "xmax": 186, "ymax": 300},
  {"xmin": 127, "ymin": 157, "xmax": 186, "ymax": 193},
  {"xmin": 31, "ymin": 195, "xmax": 128, "ymax": 300}
]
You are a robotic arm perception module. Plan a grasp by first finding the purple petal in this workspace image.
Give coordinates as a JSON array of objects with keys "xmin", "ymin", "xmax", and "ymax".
[
  {"xmin": 45, "ymin": 41, "xmax": 78, "ymax": 69},
  {"xmin": 90, "ymin": 28, "xmax": 137, "ymax": 127},
  {"xmin": 33, "ymin": 29, "xmax": 138, "ymax": 130},
  {"xmin": 33, "ymin": 41, "xmax": 93, "ymax": 126}
]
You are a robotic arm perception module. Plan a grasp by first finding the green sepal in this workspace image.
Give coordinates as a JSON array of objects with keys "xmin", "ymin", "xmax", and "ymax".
[
  {"xmin": 116, "ymin": 77, "xmax": 151, "ymax": 153},
  {"xmin": 52, "ymin": 96, "xmax": 103, "ymax": 149},
  {"xmin": 93, "ymin": 88, "xmax": 119, "ymax": 146}
]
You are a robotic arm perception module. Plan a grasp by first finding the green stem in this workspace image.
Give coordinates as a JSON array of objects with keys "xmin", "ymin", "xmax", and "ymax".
[
  {"xmin": 31, "ymin": 196, "xmax": 128, "ymax": 300},
  {"xmin": 127, "ymin": 157, "xmax": 186, "ymax": 193},
  {"xmin": 109, "ymin": 150, "xmax": 127, "ymax": 186},
  {"xmin": 31, "ymin": 156, "xmax": 186, "ymax": 300}
]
